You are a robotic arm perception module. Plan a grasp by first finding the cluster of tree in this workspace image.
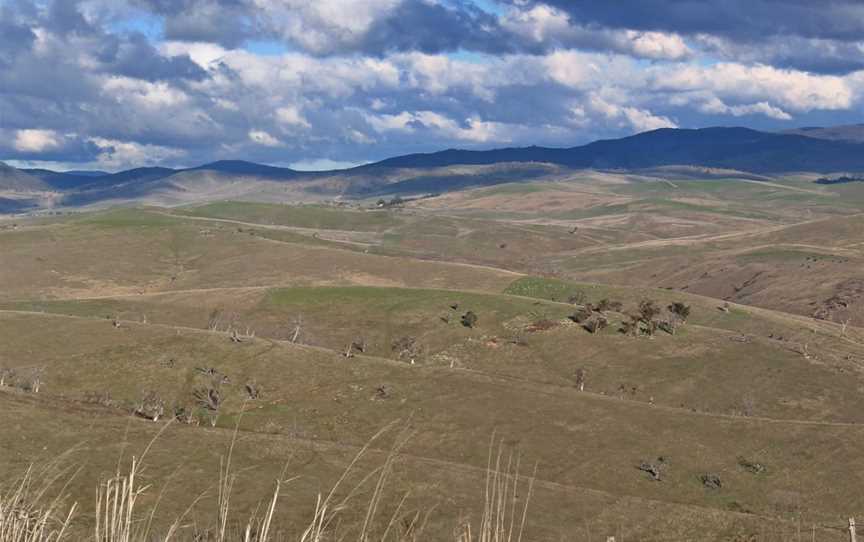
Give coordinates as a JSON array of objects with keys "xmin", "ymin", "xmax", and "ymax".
[
  {"xmin": 621, "ymin": 301, "xmax": 691, "ymax": 337},
  {"xmin": 376, "ymin": 196, "xmax": 405, "ymax": 208},
  {"xmin": 814, "ymin": 175, "xmax": 864, "ymax": 185},
  {"xmin": 133, "ymin": 366, "xmax": 259, "ymax": 427},
  {"xmin": 392, "ymin": 336, "xmax": 421, "ymax": 363},
  {"xmin": 569, "ymin": 298, "xmax": 622, "ymax": 334},
  {"xmin": 0, "ymin": 366, "xmax": 42, "ymax": 393}
]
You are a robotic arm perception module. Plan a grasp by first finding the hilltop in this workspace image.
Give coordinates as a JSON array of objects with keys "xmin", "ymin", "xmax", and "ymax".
[{"xmin": 6, "ymin": 126, "xmax": 864, "ymax": 213}]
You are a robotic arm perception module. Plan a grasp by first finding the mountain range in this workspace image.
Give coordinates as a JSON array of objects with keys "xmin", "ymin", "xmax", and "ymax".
[{"xmin": 4, "ymin": 125, "xmax": 864, "ymax": 213}]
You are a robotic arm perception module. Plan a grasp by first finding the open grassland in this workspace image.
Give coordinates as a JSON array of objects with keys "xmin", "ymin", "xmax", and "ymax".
[
  {"xmin": 3, "ymin": 312, "xmax": 864, "ymax": 541},
  {"xmin": 4, "ymin": 173, "xmax": 864, "ymax": 540}
]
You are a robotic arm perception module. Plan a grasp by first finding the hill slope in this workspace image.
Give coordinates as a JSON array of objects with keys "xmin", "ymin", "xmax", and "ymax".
[{"xmin": 7, "ymin": 125, "xmax": 864, "ymax": 212}]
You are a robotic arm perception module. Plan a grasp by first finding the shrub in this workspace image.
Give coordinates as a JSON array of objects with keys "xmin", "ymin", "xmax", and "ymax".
[{"xmin": 461, "ymin": 311, "xmax": 478, "ymax": 328}]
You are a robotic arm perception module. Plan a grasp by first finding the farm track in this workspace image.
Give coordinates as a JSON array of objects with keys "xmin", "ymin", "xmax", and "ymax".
[{"xmin": 555, "ymin": 213, "xmax": 864, "ymax": 257}]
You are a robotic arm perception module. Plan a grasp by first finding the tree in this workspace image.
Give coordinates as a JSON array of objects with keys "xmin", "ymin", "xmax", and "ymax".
[
  {"xmin": 638, "ymin": 300, "xmax": 662, "ymax": 336},
  {"xmin": 461, "ymin": 311, "xmax": 478, "ymax": 328},
  {"xmin": 620, "ymin": 317, "xmax": 639, "ymax": 337},
  {"xmin": 596, "ymin": 299, "xmax": 622, "ymax": 313},
  {"xmin": 193, "ymin": 387, "xmax": 223, "ymax": 427},
  {"xmin": 392, "ymin": 336, "xmax": 421, "ymax": 363},
  {"xmin": 569, "ymin": 307, "xmax": 593, "ymax": 324},
  {"xmin": 135, "ymin": 391, "xmax": 165, "ymax": 422},
  {"xmin": 664, "ymin": 302, "xmax": 691, "ymax": 334},
  {"xmin": 574, "ymin": 368, "xmax": 586, "ymax": 391},
  {"xmin": 668, "ymin": 302, "xmax": 691, "ymax": 321},
  {"xmin": 583, "ymin": 316, "xmax": 609, "ymax": 334}
]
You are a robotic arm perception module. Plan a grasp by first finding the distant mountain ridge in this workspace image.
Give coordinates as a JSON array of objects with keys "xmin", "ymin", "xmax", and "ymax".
[
  {"xmin": 781, "ymin": 124, "xmax": 864, "ymax": 143},
  {"xmin": 364, "ymin": 127, "xmax": 864, "ymax": 172},
  {"xmin": 4, "ymin": 126, "xmax": 864, "ymax": 211}
]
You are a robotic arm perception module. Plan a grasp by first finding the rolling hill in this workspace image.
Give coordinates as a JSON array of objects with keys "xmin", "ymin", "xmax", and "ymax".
[{"xmin": 6, "ymin": 125, "xmax": 864, "ymax": 212}]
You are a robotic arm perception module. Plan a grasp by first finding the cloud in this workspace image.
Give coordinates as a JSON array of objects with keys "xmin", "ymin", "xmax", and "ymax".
[
  {"xmin": 248, "ymin": 130, "xmax": 281, "ymax": 146},
  {"xmin": 520, "ymin": 1, "xmax": 864, "ymax": 43},
  {"xmin": 517, "ymin": 0, "xmax": 864, "ymax": 74},
  {"xmin": 4, "ymin": 0, "xmax": 864, "ymax": 171},
  {"xmin": 276, "ymin": 106, "xmax": 311, "ymax": 129},
  {"xmin": 651, "ymin": 63, "xmax": 853, "ymax": 112},
  {"xmin": 697, "ymin": 97, "xmax": 792, "ymax": 120},
  {"xmin": 588, "ymin": 96, "xmax": 677, "ymax": 131},
  {"xmin": 289, "ymin": 158, "xmax": 369, "ymax": 171},
  {"xmin": 14, "ymin": 129, "xmax": 62, "ymax": 152},
  {"xmin": 89, "ymin": 137, "xmax": 187, "ymax": 169}
]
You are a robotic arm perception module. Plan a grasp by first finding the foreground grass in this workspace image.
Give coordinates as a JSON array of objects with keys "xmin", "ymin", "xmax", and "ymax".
[{"xmin": 1, "ymin": 422, "xmax": 534, "ymax": 542}]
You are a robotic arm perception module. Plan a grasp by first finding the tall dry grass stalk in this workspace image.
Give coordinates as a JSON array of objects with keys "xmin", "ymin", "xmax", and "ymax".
[
  {"xmin": 2, "ymin": 420, "xmax": 529, "ymax": 542},
  {"xmin": 457, "ymin": 435, "xmax": 536, "ymax": 542},
  {"xmin": 0, "ymin": 459, "xmax": 77, "ymax": 542}
]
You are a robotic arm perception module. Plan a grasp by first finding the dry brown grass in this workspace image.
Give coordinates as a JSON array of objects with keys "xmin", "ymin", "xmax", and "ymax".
[{"xmin": 1, "ymin": 420, "xmax": 492, "ymax": 542}]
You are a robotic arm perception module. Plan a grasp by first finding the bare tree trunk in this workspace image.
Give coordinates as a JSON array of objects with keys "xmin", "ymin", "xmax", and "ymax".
[{"xmin": 291, "ymin": 314, "xmax": 302, "ymax": 343}]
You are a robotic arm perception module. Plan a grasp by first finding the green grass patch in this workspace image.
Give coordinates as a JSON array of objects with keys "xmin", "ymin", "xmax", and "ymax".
[
  {"xmin": 76, "ymin": 208, "xmax": 183, "ymax": 228},
  {"xmin": 176, "ymin": 201, "xmax": 403, "ymax": 232}
]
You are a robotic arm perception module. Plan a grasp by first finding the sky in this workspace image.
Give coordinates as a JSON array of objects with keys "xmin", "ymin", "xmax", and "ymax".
[{"xmin": 2, "ymin": 0, "xmax": 864, "ymax": 171}]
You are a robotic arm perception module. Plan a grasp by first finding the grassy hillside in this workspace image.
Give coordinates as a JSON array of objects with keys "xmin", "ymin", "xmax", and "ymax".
[{"xmin": 3, "ymin": 192, "xmax": 864, "ymax": 540}]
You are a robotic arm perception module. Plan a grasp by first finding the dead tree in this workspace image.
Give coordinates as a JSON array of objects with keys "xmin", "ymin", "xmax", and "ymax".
[
  {"xmin": 207, "ymin": 308, "xmax": 224, "ymax": 331},
  {"xmin": 22, "ymin": 368, "xmax": 42, "ymax": 393},
  {"xmin": 230, "ymin": 327, "xmax": 255, "ymax": 343},
  {"xmin": 193, "ymin": 386, "xmax": 223, "ymax": 427},
  {"xmin": 638, "ymin": 462, "xmax": 662, "ymax": 481},
  {"xmin": 737, "ymin": 457, "xmax": 766, "ymax": 474},
  {"xmin": 245, "ymin": 381, "xmax": 260, "ymax": 400},
  {"xmin": 575, "ymin": 368, "xmax": 586, "ymax": 391},
  {"xmin": 290, "ymin": 314, "xmax": 303, "ymax": 343},
  {"xmin": 392, "ymin": 336, "xmax": 420, "ymax": 364},
  {"xmin": 0, "ymin": 368, "xmax": 13, "ymax": 387},
  {"xmin": 173, "ymin": 405, "xmax": 199, "ymax": 425},
  {"xmin": 195, "ymin": 367, "xmax": 230, "ymax": 386},
  {"xmin": 699, "ymin": 474, "xmax": 722, "ymax": 490},
  {"xmin": 134, "ymin": 391, "xmax": 165, "ymax": 421}
]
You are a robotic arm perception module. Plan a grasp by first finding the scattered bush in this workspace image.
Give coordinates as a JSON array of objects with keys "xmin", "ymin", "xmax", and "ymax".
[
  {"xmin": 461, "ymin": 311, "xmax": 478, "ymax": 328},
  {"xmin": 583, "ymin": 316, "xmax": 609, "ymax": 334},
  {"xmin": 568, "ymin": 307, "xmax": 592, "ymax": 324}
]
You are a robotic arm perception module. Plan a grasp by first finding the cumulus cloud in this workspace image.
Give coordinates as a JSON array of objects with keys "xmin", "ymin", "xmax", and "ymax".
[
  {"xmin": 248, "ymin": 130, "xmax": 281, "ymax": 147},
  {"xmin": 4, "ymin": 0, "xmax": 864, "ymax": 170},
  {"xmin": 89, "ymin": 137, "xmax": 187, "ymax": 169},
  {"xmin": 517, "ymin": 0, "xmax": 864, "ymax": 75},
  {"xmin": 14, "ymin": 129, "xmax": 62, "ymax": 152}
]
